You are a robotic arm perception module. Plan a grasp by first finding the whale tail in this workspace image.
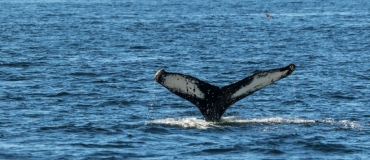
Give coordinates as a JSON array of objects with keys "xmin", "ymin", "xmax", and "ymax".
[{"xmin": 154, "ymin": 64, "xmax": 295, "ymax": 122}]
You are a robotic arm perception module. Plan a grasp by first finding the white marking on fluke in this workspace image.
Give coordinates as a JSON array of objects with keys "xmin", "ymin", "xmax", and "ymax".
[
  {"xmin": 231, "ymin": 70, "xmax": 287, "ymax": 98},
  {"xmin": 161, "ymin": 74, "xmax": 205, "ymax": 99}
]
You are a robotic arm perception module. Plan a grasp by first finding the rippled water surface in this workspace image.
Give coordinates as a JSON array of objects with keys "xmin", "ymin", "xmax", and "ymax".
[{"xmin": 1, "ymin": 0, "xmax": 370, "ymax": 159}]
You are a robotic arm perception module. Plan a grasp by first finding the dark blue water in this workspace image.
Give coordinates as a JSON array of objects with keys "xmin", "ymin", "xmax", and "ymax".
[{"xmin": 1, "ymin": 0, "xmax": 370, "ymax": 159}]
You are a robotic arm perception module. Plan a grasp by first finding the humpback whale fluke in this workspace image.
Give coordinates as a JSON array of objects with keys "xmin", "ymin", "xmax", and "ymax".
[{"xmin": 154, "ymin": 64, "xmax": 295, "ymax": 122}]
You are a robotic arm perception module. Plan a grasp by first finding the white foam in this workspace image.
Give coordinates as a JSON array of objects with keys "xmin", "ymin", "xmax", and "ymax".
[
  {"xmin": 220, "ymin": 116, "xmax": 316, "ymax": 124},
  {"xmin": 319, "ymin": 118, "xmax": 363, "ymax": 130},
  {"xmin": 146, "ymin": 117, "xmax": 364, "ymax": 131},
  {"xmin": 146, "ymin": 118, "xmax": 215, "ymax": 129},
  {"xmin": 146, "ymin": 117, "xmax": 315, "ymax": 129}
]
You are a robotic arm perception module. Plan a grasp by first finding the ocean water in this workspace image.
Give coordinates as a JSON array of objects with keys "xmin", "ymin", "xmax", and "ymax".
[{"xmin": 1, "ymin": 0, "xmax": 370, "ymax": 159}]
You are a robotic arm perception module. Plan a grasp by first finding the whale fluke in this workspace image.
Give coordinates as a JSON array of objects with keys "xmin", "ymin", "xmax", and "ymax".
[{"xmin": 154, "ymin": 64, "xmax": 295, "ymax": 122}]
